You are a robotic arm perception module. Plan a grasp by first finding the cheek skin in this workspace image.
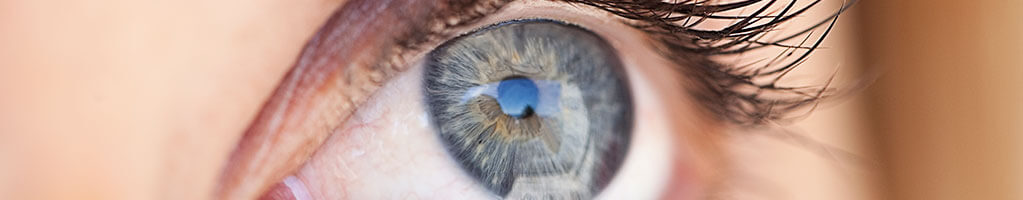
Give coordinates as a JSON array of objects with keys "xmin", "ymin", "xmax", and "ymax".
[{"xmin": 274, "ymin": 64, "xmax": 493, "ymax": 199}]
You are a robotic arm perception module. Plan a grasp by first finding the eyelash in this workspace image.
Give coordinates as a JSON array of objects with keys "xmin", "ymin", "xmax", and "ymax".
[{"xmin": 558, "ymin": 0, "xmax": 858, "ymax": 126}]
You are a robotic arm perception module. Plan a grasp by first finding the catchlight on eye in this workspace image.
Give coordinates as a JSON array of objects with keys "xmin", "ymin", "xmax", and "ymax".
[{"xmin": 423, "ymin": 19, "xmax": 634, "ymax": 198}]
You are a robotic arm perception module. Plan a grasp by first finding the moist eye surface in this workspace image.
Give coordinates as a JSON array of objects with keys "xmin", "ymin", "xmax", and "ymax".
[{"xmin": 423, "ymin": 19, "xmax": 634, "ymax": 198}]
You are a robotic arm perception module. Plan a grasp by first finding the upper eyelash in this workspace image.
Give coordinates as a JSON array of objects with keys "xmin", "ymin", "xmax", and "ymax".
[{"xmin": 559, "ymin": 0, "xmax": 858, "ymax": 126}]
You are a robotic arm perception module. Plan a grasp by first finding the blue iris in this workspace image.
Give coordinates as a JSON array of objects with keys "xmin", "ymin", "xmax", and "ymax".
[{"xmin": 497, "ymin": 77, "xmax": 539, "ymax": 118}]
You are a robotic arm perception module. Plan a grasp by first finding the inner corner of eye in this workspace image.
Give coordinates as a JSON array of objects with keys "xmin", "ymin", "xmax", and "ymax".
[{"xmin": 418, "ymin": 19, "xmax": 636, "ymax": 198}]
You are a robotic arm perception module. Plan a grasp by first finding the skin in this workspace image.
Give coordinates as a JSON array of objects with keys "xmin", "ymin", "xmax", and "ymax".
[
  {"xmin": 0, "ymin": 0, "xmax": 868, "ymax": 199},
  {"xmin": 0, "ymin": 0, "xmax": 346, "ymax": 199}
]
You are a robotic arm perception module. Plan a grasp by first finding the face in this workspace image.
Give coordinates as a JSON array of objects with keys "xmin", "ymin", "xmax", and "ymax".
[{"xmin": 0, "ymin": 0, "xmax": 867, "ymax": 199}]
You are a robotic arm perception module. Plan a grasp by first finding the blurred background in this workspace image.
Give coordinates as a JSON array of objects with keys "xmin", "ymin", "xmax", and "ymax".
[
  {"xmin": 743, "ymin": 0, "xmax": 1022, "ymax": 200},
  {"xmin": 860, "ymin": 0, "xmax": 1023, "ymax": 199}
]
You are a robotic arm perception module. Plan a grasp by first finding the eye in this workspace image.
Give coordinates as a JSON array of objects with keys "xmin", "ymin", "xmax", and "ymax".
[
  {"xmin": 217, "ymin": 0, "xmax": 853, "ymax": 199},
  {"xmin": 219, "ymin": 1, "xmax": 694, "ymax": 198}
]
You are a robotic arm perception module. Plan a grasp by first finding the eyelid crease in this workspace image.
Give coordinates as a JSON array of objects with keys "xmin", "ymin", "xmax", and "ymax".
[{"xmin": 216, "ymin": 0, "xmax": 513, "ymax": 199}]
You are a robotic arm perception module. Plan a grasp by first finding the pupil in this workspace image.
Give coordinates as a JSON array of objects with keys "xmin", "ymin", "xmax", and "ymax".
[{"xmin": 496, "ymin": 77, "xmax": 539, "ymax": 118}]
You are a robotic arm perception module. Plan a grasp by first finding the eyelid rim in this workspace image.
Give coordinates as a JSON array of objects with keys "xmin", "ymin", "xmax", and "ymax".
[{"xmin": 214, "ymin": 0, "xmax": 512, "ymax": 199}]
